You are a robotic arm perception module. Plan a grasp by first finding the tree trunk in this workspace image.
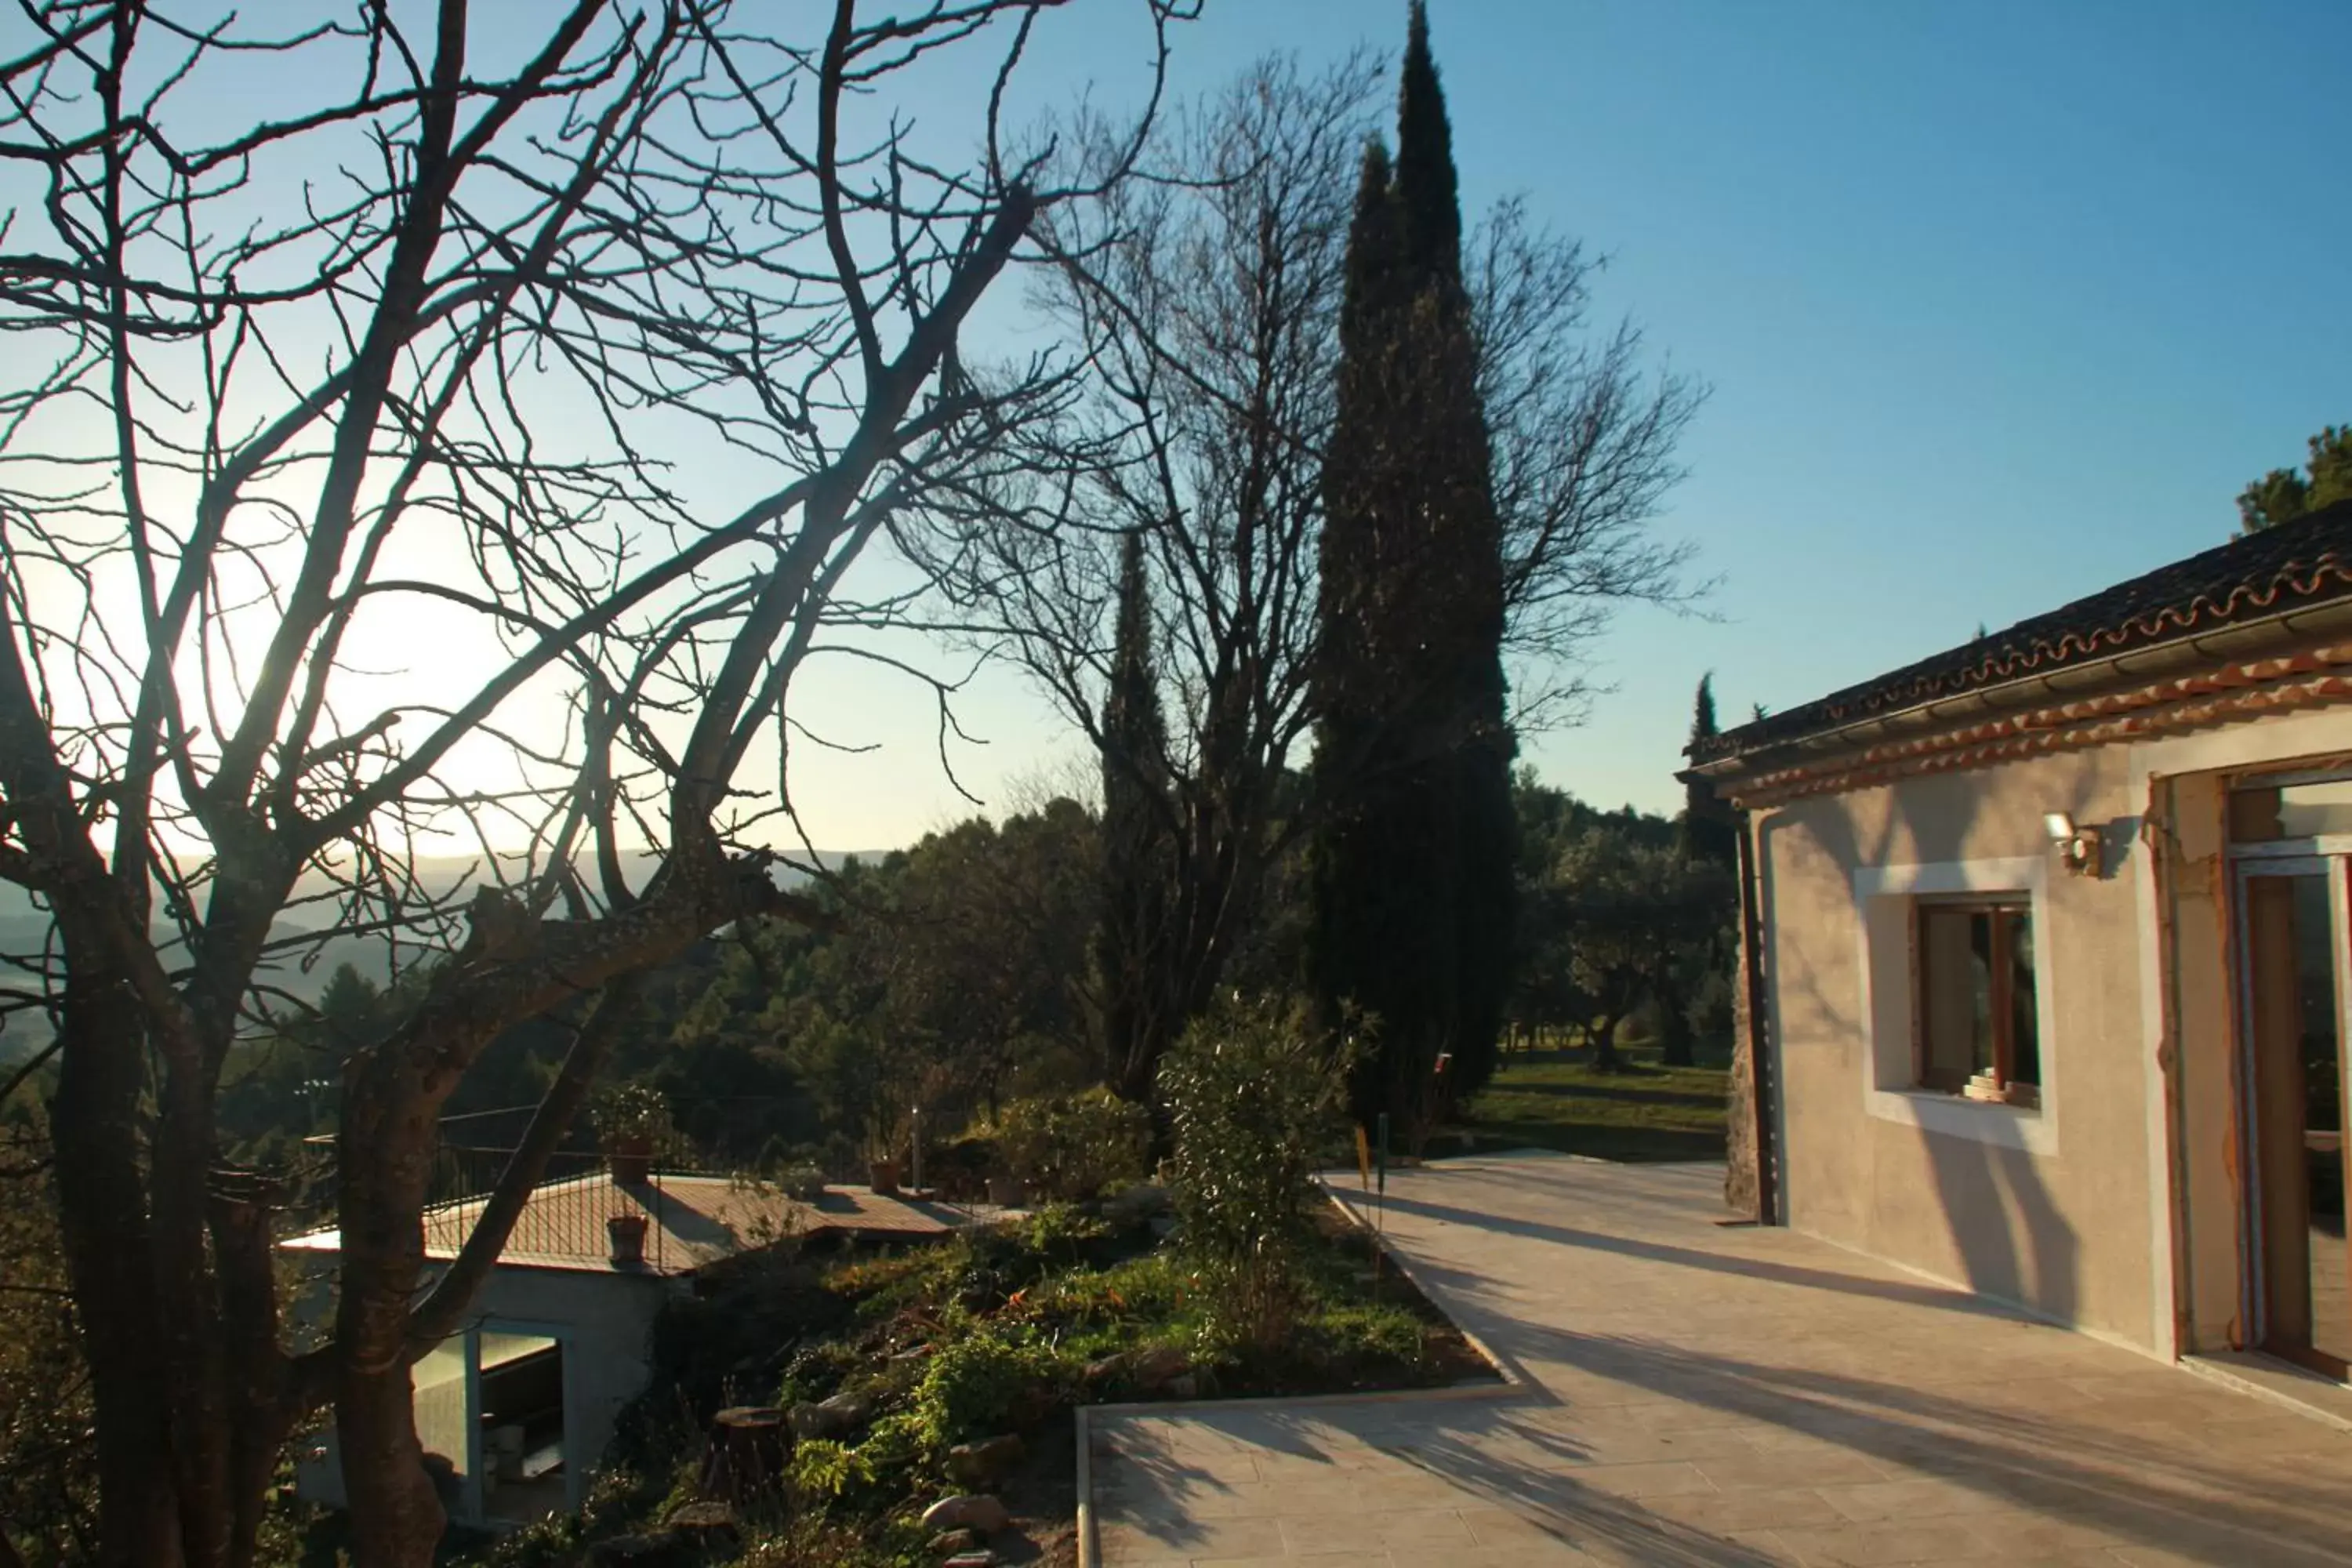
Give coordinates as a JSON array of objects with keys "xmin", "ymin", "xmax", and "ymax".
[
  {"xmin": 1589, "ymin": 1014, "xmax": 1624, "ymax": 1074},
  {"xmin": 50, "ymin": 943, "xmax": 188, "ymax": 1568},
  {"xmin": 1657, "ymin": 979, "xmax": 1695, "ymax": 1068},
  {"xmin": 336, "ymin": 1358, "xmax": 444, "ymax": 1568},
  {"xmin": 333, "ymin": 1053, "xmax": 450, "ymax": 1568}
]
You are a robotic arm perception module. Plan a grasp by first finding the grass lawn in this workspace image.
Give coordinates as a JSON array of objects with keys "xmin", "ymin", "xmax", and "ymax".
[{"xmin": 1436, "ymin": 1043, "xmax": 1730, "ymax": 1162}]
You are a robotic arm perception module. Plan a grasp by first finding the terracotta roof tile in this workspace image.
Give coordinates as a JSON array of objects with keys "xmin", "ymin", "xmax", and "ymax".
[
  {"xmin": 281, "ymin": 1174, "xmax": 1011, "ymax": 1276},
  {"xmin": 1693, "ymin": 499, "xmax": 2352, "ymax": 764}
]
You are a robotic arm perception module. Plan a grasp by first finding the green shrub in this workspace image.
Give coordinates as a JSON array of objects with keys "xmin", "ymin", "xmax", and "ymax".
[
  {"xmin": 591, "ymin": 1080, "xmax": 673, "ymax": 1144},
  {"xmin": 990, "ymin": 1087, "xmax": 1151, "ymax": 1200},
  {"xmin": 1020, "ymin": 1202, "xmax": 1109, "ymax": 1255},
  {"xmin": 1158, "ymin": 995, "xmax": 1355, "ymax": 1351},
  {"xmin": 911, "ymin": 1327, "xmax": 1069, "ymax": 1445},
  {"xmin": 1308, "ymin": 1301, "xmax": 1428, "ymax": 1370},
  {"xmin": 787, "ymin": 1438, "xmax": 870, "ymax": 1501}
]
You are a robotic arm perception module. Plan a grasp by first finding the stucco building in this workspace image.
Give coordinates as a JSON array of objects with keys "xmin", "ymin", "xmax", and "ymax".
[
  {"xmin": 1686, "ymin": 500, "xmax": 2352, "ymax": 1401},
  {"xmin": 282, "ymin": 1167, "xmax": 997, "ymax": 1528}
]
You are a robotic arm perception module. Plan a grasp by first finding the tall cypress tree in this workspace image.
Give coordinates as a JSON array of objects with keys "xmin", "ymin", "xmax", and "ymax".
[
  {"xmin": 1097, "ymin": 530, "xmax": 1174, "ymax": 1101},
  {"xmin": 1308, "ymin": 2, "xmax": 1515, "ymax": 1141},
  {"xmin": 1682, "ymin": 673, "xmax": 1737, "ymax": 867}
]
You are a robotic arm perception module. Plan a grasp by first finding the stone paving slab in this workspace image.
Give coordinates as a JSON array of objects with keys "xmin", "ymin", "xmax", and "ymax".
[{"xmin": 1085, "ymin": 1155, "xmax": 2352, "ymax": 1567}]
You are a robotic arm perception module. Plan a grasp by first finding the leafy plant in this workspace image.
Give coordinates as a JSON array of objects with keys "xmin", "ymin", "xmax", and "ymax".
[
  {"xmin": 593, "ymin": 1081, "xmax": 674, "ymax": 1145},
  {"xmin": 989, "ymin": 1087, "xmax": 1151, "ymax": 1200},
  {"xmin": 911, "ymin": 1327, "xmax": 1069, "ymax": 1446},
  {"xmin": 776, "ymin": 1162, "xmax": 828, "ymax": 1202},
  {"xmin": 1158, "ymin": 995, "xmax": 1356, "ymax": 1350},
  {"xmin": 787, "ymin": 1438, "xmax": 870, "ymax": 1501},
  {"xmin": 1021, "ymin": 1203, "xmax": 1111, "ymax": 1255}
]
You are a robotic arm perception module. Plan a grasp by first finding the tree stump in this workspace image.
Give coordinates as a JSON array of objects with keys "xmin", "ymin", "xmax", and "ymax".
[
  {"xmin": 699, "ymin": 1406, "xmax": 789, "ymax": 1504},
  {"xmin": 667, "ymin": 1499, "xmax": 740, "ymax": 1551}
]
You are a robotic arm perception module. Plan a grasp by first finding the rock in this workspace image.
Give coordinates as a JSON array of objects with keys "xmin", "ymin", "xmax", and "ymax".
[
  {"xmin": 1164, "ymin": 1373, "xmax": 1197, "ymax": 1401},
  {"xmin": 584, "ymin": 1532, "xmax": 684, "ymax": 1566},
  {"xmin": 928, "ymin": 1528, "xmax": 980, "ymax": 1554},
  {"xmin": 787, "ymin": 1389, "xmax": 875, "ymax": 1441},
  {"xmin": 945, "ymin": 1432, "xmax": 1025, "ymax": 1486},
  {"xmin": 1127, "ymin": 1345, "xmax": 1189, "ymax": 1389},
  {"xmin": 1082, "ymin": 1352, "xmax": 1127, "ymax": 1388},
  {"xmin": 1148, "ymin": 1215, "xmax": 1178, "ymax": 1240},
  {"xmin": 943, "ymin": 1554, "xmax": 997, "ymax": 1568},
  {"xmin": 817, "ymin": 1389, "xmax": 873, "ymax": 1428},
  {"xmin": 921, "ymin": 1494, "xmax": 1012, "ymax": 1535}
]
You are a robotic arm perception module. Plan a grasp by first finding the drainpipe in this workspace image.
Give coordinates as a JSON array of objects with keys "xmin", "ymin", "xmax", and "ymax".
[{"xmin": 1735, "ymin": 806, "xmax": 1780, "ymax": 1225}]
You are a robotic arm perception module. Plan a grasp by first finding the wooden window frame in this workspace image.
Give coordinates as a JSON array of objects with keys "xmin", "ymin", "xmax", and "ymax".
[{"xmin": 1912, "ymin": 896, "xmax": 2039, "ymax": 1109}]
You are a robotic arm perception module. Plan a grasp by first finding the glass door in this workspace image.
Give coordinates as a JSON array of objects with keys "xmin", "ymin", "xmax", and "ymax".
[{"xmin": 2238, "ymin": 861, "xmax": 2352, "ymax": 1377}]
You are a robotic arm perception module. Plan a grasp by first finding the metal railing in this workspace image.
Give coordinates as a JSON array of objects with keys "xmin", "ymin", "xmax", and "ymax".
[{"xmin": 289, "ymin": 1102, "xmax": 998, "ymax": 1268}]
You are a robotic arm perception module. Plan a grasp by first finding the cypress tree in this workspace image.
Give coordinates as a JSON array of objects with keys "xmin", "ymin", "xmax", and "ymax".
[
  {"xmin": 1682, "ymin": 673, "xmax": 1737, "ymax": 867},
  {"xmin": 1308, "ymin": 1, "xmax": 1515, "ymax": 1141},
  {"xmin": 1097, "ymin": 530, "xmax": 1174, "ymax": 1102}
]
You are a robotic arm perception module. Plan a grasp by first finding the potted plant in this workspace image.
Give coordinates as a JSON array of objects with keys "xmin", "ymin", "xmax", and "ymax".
[
  {"xmin": 866, "ymin": 1112, "xmax": 906, "ymax": 1196},
  {"xmin": 607, "ymin": 1211, "xmax": 649, "ymax": 1266},
  {"xmin": 778, "ymin": 1161, "xmax": 827, "ymax": 1203},
  {"xmin": 594, "ymin": 1082, "xmax": 670, "ymax": 1186}
]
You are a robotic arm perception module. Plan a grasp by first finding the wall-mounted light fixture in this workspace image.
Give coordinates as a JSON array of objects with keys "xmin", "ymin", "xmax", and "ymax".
[{"xmin": 2043, "ymin": 811, "xmax": 2103, "ymax": 877}]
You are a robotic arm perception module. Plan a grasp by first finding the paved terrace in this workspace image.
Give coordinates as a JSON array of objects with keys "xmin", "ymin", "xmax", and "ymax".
[{"xmin": 1088, "ymin": 1156, "xmax": 2352, "ymax": 1567}]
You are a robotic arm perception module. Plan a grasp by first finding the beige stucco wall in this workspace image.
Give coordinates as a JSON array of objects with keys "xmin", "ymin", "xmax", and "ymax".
[
  {"xmin": 292, "ymin": 1261, "xmax": 677, "ymax": 1518},
  {"xmin": 1756, "ymin": 742, "xmax": 2159, "ymax": 1349}
]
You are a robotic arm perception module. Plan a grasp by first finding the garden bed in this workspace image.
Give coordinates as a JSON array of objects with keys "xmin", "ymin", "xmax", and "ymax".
[{"xmin": 459, "ymin": 1192, "xmax": 1493, "ymax": 1568}]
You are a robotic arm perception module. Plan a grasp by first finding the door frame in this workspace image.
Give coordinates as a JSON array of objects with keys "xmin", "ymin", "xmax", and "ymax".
[
  {"xmin": 445, "ymin": 1315, "xmax": 578, "ymax": 1524},
  {"xmin": 2228, "ymin": 853, "xmax": 2352, "ymax": 1378}
]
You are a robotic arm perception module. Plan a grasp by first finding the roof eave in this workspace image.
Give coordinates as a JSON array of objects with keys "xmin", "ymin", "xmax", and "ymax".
[{"xmin": 1686, "ymin": 593, "xmax": 2352, "ymax": 789}]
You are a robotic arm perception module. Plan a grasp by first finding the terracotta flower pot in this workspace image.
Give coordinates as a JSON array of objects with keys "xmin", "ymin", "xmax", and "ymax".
[
  {"xmin": 868, "ymin": 1158, "xmax": 901, "ymax": 1196},
  {"xmin": 607, "ymin": 1212, "xmax": 649, "ymax": 1265},
  {"xmin": 607, "ymin": 1137, "xmax": 653, "ymax": 1186}
]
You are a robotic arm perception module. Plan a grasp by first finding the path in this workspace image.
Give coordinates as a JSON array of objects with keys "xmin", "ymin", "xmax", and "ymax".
[{"xmin": 1086, "ymin": 1154, "xmax": 2352, "ymax": 1566}]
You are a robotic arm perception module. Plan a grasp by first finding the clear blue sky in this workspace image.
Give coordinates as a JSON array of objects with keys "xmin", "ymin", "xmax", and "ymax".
[
  {"xmin": 102, "ymin": 2, "xmax": 2352, "ymax": 851},
  {"xmin": 789, "ymin": 0, "xmax": 2352, "ymax": 845}
]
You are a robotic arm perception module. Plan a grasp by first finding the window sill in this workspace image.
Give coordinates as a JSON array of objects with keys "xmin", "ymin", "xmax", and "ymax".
[
  {"xmin": 1866, "ymin": 1083, "xmax": 2057, "ymax": 1155},
  {"xmin": 1895, "ymin": 1085, "xmax": 2043, "ymax": 1116}
]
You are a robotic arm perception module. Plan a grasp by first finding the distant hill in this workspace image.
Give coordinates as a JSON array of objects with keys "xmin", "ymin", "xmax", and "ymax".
[{"xmin": 0, "ymin": 848, "xmax": 888, "ymax": 1058}]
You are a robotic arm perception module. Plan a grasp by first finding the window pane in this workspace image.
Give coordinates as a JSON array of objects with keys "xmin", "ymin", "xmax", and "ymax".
[
  {"xmin": 2007, "ymin": 909, "xmax": 2039, "ymax": 1087},
  {"xmin": 1918, "ymin": 907, "xmax": 1987, "ymax": 1091},
  {"xmin": 1965, "ymin": 913, "xmax": 1995, "ymax": 1078},
  {"xmin": 414, "ymin": 1336, "xmax": 470, "ymax": 1492},
  {"xmin": 1919, "ymin": 900, "xmax": 2034, "ymax": 1097},
  {"xmin": 2230, "ymin": 778, "xmax": 2352, "ymax": 841}
]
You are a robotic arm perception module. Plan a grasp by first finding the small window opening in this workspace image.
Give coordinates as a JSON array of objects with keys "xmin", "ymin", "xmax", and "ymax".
[{"xmin": 1916, "ymin": 899, "xmax": 2039, "ymax": 1108}]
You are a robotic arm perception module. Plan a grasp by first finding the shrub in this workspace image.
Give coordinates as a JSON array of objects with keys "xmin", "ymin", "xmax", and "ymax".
[
  {"xmin": 989, "ymin": 1087, "xmax": 1151, "ymax": 1200},
  {"xmin": 911, "ymin": 1327, "xmax": 1069, "ymax": 1446},
  {"xmin": 1158, "ymin": 995, "xmax": 1355, "ymax": 1351},
  {"xmin": 787, "ymin": 1438, "xmax": 869, "ymax": 1501},
  {"xmin": 591, "ymin": 1080, "xmax": 673, "ymax": 1145}
]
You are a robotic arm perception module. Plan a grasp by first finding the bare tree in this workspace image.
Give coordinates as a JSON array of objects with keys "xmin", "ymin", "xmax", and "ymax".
[
  {"xmin": 920, "ymin": 52, "xmax": 1701, "ymax": 1098},
  {"xmin": 0, "ymin": 3, "xmax": 1189, "ymax": 1565}
]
